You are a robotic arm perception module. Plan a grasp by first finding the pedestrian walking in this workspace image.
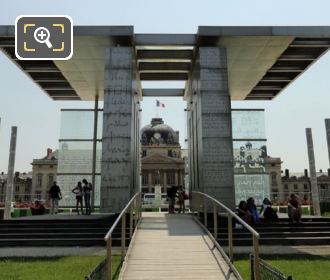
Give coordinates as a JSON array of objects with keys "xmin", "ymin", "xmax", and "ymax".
[{"xmin": 49, "ymin": 181, "xmax": 62, "ymax": 215}]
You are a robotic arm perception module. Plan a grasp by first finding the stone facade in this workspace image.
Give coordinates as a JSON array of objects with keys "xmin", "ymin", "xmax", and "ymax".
[
  {"xmin": 0, "ymin": 172, "xmax": 32, "ymax": 203},
  {"xmin": 31, "ymin": 148, "xmax": 58, "ymax": 200},
  {"xmin": 141, "ymin": 118, "xmax": 185, "ymax": 194}
]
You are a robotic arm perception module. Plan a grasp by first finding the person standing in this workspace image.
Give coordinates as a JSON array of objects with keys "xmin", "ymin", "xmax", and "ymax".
[
  {"xmin": 177, "ymin": 185, "xmax": 186, "ymax": 213},
  {"xmin": 49, "ymin": 181, "xmax": 62, "ymax": 215},
  {"xmin": 82, "ymin": 179, "xmax": 92, "ymax": 215},
  {"xmin": 72, "ymin": 182, "xmax": 84, "ymax": 215}
]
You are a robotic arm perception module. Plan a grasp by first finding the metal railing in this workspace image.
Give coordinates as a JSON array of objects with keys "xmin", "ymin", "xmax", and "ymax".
[
  {"xmin": 250, "ymin": 254, "xmax": 293, "ymax": 280},
  {"xmin": 192, "ymin": 191, "xmax": 261, "ymax": 280},
  {"xmin": 104, "ymin": 191, "xmax": 141, "ymax": 280}
]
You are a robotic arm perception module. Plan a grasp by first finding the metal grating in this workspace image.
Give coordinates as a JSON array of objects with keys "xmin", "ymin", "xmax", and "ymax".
[
  {"xmin": 0, "ymin": 37, "xmax": 80, "ymax": 101},
  {"xmin": 246, "ymin": 38, "xmax": 330, "ymax": 100}
]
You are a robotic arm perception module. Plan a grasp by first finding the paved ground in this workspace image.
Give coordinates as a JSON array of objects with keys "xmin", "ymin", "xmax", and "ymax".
[{"xmin": 120, "ymin": 212, "xmax": 237, "ymax": 280}]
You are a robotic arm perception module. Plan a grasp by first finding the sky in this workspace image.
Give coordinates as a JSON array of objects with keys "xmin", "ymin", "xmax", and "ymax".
[{"xmin": 1, "ymin": 0, "xmax": 330, "ymax": 172}]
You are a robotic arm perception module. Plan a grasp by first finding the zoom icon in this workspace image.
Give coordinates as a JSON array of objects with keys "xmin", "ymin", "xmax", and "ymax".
[{"xmin": 15, "ymin": 15, "xmax": 73, "ymax": 60}]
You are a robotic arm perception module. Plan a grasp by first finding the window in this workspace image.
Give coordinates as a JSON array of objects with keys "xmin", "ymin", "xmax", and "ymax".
[
  {"xmin": 142, "ymin": 150, "xmax": 147, "ymax": 157},
  {"xmin": 25, "ymin": 186, "xmax": 29, "ymax": 192},
  {"xmin": 294, "ymin": 184, "xmax": 298, "ymax": 190},
  {"xmin": 154, "ymin": 173, "xmax": 161, "ymax": 185},
  {"xmin": 142, "ymin": 173, "xmax": 148, "ymax": 185},
  {"xmin": 48, "ymin": 174, "xmax": 54, "ymax": 187},
  {"xmin": 15, "ymin": 185, "xmax": 20, "ymax": 192},
  {"xmin": 304, "ymin": 184, "xmax": 308, "ymax": 190},
  {"xmin": 284, "ymin": 184, "xmax": 288, "ymax": 190},
  {"xmin": 167, "ymin": 172, "xmax": 175, "ymax": 185},
  {"xmin": 49, "ymin": 165, "xmax": 53, "ymax": 169},
  {"xmin": 24, "ymin": 195, "xmax": 29, "ymax": 201},
  {"xmin": 37, "ymin": 174, "xmax": 43, "ymax": 187},
  {"xmin": 271, "ymin": 172, "xmax": 277, "ymax": 186},
  {"xmin": 168, "ymin": 150, "xmax": 173, "ymax": 157}
]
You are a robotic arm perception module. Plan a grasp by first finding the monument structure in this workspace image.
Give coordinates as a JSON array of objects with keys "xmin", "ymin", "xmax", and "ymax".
[{"xmin": 1, "ymin": 26, "xmax": 330, "ymax": 212}]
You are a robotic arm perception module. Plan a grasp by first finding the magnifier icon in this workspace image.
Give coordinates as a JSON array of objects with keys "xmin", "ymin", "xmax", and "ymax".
[{"xmin": 34, "ymin": 27, "xmax": 53, "ymax": 48}]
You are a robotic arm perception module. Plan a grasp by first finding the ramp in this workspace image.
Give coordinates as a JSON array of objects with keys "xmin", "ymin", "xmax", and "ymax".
[{"xmin": 120, "ymin": 212, "xmax": 237, "ymax": 280}]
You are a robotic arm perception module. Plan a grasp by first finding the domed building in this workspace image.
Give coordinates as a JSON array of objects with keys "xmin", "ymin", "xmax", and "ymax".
[{"xmin": 141, "ymin": 118, "xmax": 185, "ymax": 194}]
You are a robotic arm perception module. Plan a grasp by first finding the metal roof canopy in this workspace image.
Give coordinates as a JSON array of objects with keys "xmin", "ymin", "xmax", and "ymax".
[{"xmin": 0, "ymin": 26, "xmax": 329, "ymax": 101}]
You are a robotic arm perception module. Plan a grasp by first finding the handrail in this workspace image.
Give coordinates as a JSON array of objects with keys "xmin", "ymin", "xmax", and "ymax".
[
  {"xmin": 192, "ymin": 191, "xmax": 261, "ymax": 280},
  {"xmin": 193, "ymin": 191, "xmax": 259, "ymax": 238},
  {"xmin": 104, "ymin": 192, "xmax": 141, "ymax": 240},
  {"xmin": 103, "ymin": 191, "xmax": 141, "ymax": 280}
]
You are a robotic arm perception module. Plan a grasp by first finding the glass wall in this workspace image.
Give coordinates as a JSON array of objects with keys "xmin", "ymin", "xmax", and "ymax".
[
  {"xmin": 57, "ymin": 108, "xmax": 268, "ymax": 206},
  {"xmin": 57, "ymin": 109, "xmax": 102, "ymax": 206},
  {"xmin": 232, "ymin": 109, "xmax": 269, "ymax": 205}
]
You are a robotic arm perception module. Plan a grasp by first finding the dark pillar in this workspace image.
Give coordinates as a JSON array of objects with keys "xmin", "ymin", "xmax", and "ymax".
[
  {"xmin": 91, "ymin": 95, "xmax": 99, "ymax": 212},
  {"xmin": 188, "ymin": 47, "xmax": 235, "ymax": 209},
  {"xmin": 306, "ymin": 128, "xmax": 321, "ymax": 216},
  {"xmin": 4, "ymin": 127, "xmax": 17, "ymax": 219},
  {"xmin": 101, "ymin": 47, "xmax": 140, "ymax": 213}
]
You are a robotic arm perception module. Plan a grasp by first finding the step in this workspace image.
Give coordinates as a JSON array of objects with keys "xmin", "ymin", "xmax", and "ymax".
[
  {"xmin": 0, "ymin": 238, "xmax": 131, "ymax": 247},
  {"xmin": 217, "ymin": 237, "xmax": 330, "ymax": 246}
]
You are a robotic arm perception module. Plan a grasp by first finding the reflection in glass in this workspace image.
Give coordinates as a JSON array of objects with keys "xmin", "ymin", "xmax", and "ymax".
[{"xmin": 233, "ymin": 141, "xmax": 267, "ymax": 174}]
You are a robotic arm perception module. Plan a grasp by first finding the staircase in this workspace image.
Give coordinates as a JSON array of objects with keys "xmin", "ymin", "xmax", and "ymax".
[
  {"xmin": 203, "ymin": 215, "xmax": 330, "ymax": 246},
  {"xmin": 0, "ymin": 214, "xmax": 129, "ymax": 247}
]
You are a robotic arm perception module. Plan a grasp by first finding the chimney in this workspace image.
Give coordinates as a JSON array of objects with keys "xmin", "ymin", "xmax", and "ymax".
[
  {"xmin": 47, "ymin": 148, "xmax": 52, "ymax": 158},
  {"xmin": 285, "ymin": 169, "xmax": 289, "ymax": 178},
  {"xmin": 328, "ymin": 168, "xmax": 330, "ymax": 177},
  {"xmin": 319, "ymin": 169, "xmax": 323, "ymax": 173},
  {"xmin": 304, "ymin": 169, "xmax": 308, "ymax": 177}
]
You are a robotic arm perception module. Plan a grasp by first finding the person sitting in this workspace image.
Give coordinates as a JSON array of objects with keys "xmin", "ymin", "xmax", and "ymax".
[
  {"xmin": 30, "ymin": 200, "xmax": 46, "ymax": 215},
  {"xmin": 260, "ymin": 198, "xmax": 278, "ymax": 223},
  {"xmin": 288, "ymin": 193, "xmax": 302, "ymax": 224},
  {"xmin": 237, "ymin": 200, "xmax": 252, "ymax": 225},
  {"xmin": 247, "ymin": 197, "xmax": 260, "ymax": 225}
]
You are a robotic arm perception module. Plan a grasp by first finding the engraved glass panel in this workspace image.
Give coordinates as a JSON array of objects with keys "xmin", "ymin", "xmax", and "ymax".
[
  {"xmin": 60, "ymin": 111, "xmax": 103, "ymax": 139},
  {"xmin": 233, "ymin": 141, "xmax": 267, "ymax": 174},
  {"xmin": 232, "ymin": 110, "xmax": 266, "ymax": 139},
  {"xmin": 234, "ymin": 174, "xmax": 270, "ymax": 205},
  {"xmin": 57, "ymin": 141, "xmax": 102, "ymax": 174}
]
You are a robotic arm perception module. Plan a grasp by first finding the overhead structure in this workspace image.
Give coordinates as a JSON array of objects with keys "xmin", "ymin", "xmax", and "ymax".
[
  {"xmin": 0, "ymin": 26, "xmax": 329, "ymax": 100},
  {"xmin": 1, "ymin": 25, "xmax": 330, "ymax": 212}
]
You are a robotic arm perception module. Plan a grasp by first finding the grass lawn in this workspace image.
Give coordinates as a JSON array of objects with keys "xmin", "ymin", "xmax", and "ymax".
[
  {"xmin": 0, "ymin": 255, "xmax": 122, "ymax": 280},
  {"xmin": 234, "ymin": 255, "xmax": 330, "ymax": 280},
  {"xmin": 322, "ymin": 211, "xmax": 330, "ymax": 217}
]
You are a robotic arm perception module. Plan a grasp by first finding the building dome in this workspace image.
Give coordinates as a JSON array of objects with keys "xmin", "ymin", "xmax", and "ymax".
[{"xmin": 141, "ymin": 118, "xmax": 179, "ymax": 145}]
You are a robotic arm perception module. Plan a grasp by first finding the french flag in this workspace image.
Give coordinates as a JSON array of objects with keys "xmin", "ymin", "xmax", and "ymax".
[{"xmin": 156, "ymin": 100, "xmax": 165, "ymax": 108}]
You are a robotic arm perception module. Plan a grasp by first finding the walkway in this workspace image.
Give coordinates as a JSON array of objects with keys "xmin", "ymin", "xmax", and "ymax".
[{"xmin": 120, "ymin": 212, "xmax": 237, "ymax": 280}]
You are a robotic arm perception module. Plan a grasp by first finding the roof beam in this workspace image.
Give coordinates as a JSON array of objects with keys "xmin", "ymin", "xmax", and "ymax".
[
  {"xmin": 137, "ymin": 50, "xmax": 193, "ymax": 60},
  {"xmin": 142, "ymin": 88, "xmax": 184, "ymax": 96},
  {"xmin": 140, "ymin": 72, "xmax": 188, "ymax": 81},
  {"xmin": 135, "ymin": 34, "xmax": 196, "ymax": 46},
  {"xmin": 139, "ymin": 62, "xmax": 191, "ymax": 71}
]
